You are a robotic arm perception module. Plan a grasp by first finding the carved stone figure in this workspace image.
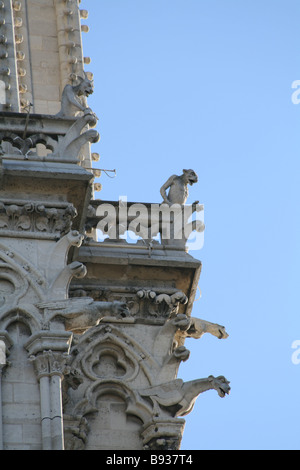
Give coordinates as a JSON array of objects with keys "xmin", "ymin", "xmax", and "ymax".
[
  {"xmin": 185, "ymin": 317, "xmax": 229, "ymax": 340},
  {"xmin": 140, "ymin": 375, "xmax": 230, "ymax": 418},
  {"xmin": 160, "ymin": 169, "xmax": 200, "ymax": 206},
  {"xmin": 56, "ymin": 72, "xmax": 95, "ymax": 119},
  {"xmin": 48, "ymin": 297, "xmax": 130, "ymax": 333},
  {"xmin": 154, "ymin": 314, "xmax": 228, "ymax": 358},
  {"xmin": 159, "ymin": 169, "xmax": 205, "ymax": 248}
]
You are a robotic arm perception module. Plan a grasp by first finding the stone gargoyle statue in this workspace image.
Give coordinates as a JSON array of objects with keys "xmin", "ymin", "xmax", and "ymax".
[
  {"xmin": 46, "ymin": 297, "xmax": 130, "ymax": 333},
  {"xmin": 139, "ymin": 375, "xmax": 230, "ymax": 418},
  {"xmin": 185, "ymin": 316, "xmax": 229, "ymax": 340},
  {"xmin": 160, "ymin": 169, "xmax": 201, "ymax": 207},
  {"xmin": 159, "ymin": 169, "xmax": 205, "ymax": 246},
  {"xmin": 56, "ymin": 72, "xmax": 96, "ymax": 119},
  {"xmin": 53, "ymin": 72, "xmax": 99, "ymax": 161},
  {"xmin": 153, "ymin": 314, "xmax": 228, "ymax": 362}
]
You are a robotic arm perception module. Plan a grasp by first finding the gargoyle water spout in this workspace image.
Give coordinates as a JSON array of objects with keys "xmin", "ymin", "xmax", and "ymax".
[{"xmin": 140, "ymin": 375, "xmax": 230, "ymax": 418}]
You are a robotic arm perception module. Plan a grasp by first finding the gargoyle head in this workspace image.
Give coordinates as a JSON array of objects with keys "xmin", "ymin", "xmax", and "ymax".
[
  {"xmin": 111, "ymin": 301, "xmax": 130, "ymax": 319},
  {"xmin": 209, "ymin": 375, "xmax": 231, "ymax": 397},
  {"xmin": 182, "ymin": 169, "xmax": 198, "ymax": 186},
  {"xmin": 77, "ymin": 72, "xmax": 94, "ymax": 97}
]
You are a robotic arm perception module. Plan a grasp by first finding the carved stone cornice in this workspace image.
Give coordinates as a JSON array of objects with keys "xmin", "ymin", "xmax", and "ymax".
[
  {"xmin": 0, "ymin": 200, "xmax": 77, "ymax": 239},
  {"xmin": 136, "ymin": 289, "xmax": 188, "ymax": 318},
  {"xmin": 0, "ymin": 112, "xmax": 99, "ymax": 163},
  {"xmin": 69, "ymin": 285, "xmax": 188, "ymax": 322}
]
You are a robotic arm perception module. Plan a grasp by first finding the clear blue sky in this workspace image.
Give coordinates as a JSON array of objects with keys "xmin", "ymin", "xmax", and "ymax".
[{"xmin": 80, "ymin": 0, "xmax": 300, "ymax": 450}]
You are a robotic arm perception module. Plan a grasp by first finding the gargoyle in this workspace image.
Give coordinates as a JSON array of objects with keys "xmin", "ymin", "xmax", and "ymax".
[
  {"xmin": 47, "ymin": 297, "xmax": 130, "ymax": 333},
  {"xmin": 185, "ymin": 317, "xmax": 229, "ymax": 340},
  {"xmin": 154, "ymin": 314, "xmax": 228, "ymax": 359},
  {"xmin": 140, "ymin": 375, "xmax": 230, "ymax": 418},
  {"xmin": 159, "ymin": 170, "xmax": 204, "ymax": 247},
  {"xmin": 160, "ymin": 169, "xmax": 201, "ymax": 206},
  {"xmin": 56, "ymin": 72, "xmax": 96, "ymax": 119}
]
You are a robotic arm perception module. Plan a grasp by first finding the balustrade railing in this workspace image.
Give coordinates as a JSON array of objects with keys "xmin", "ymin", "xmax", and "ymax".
[{"xmin": 86, "ymin": 198, "xmax": 205, "ymax": 251}]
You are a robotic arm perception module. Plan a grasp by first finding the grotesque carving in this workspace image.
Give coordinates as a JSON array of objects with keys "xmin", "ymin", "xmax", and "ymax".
[
  {"xmin": 0, "ymin": 201, "xmax": 77, "ymax": 237},
  {"xmin": 56, "ymin": 72, "xmax": 95, "ymax": 119},
  {"xmin": 153, "ymin": 314, "xmax": 228, "ymax": 382},
  {"xmin": 64, "ymin": 416, "xmax": 89, "ymax": 451},
  {"xmin": 159, "ymin": 169, "xmax": 205, "ymax": 248},
  {"xmin": 47, "ymin": 297, "xmax": 130, "ymax": 333},
  {"xmin": 154, "ymin": 314, "xmax": 228, "ymax": 361},
  {"xmin": 160, "ymin": 169, "xmax": 201, "ymax": 206},
  {"xmin": 136, "ymin": 289, "xmax": 188, "ymax": 319},
  {"xmin": 185, "ymin": 317, "xmax": 229, "ymax": 340},
  {"xmin": 139, "ymin": 375, "xmax": 230, "ymax": 418}
]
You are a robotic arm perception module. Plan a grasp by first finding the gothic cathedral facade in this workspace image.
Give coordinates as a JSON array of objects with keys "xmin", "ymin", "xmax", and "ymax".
[{"xmin": 0, "ymin": 0, "xmax": 229, "ymax": 450}]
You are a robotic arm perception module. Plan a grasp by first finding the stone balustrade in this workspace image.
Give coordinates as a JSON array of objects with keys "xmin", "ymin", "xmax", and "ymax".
[{"xmin": 86, "ymin": 198, "xmax": 205, "ymax": 251}]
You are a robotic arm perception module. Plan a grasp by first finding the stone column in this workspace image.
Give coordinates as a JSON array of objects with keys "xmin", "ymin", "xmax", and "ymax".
[
  {"xmin": 30, "ymin": 350, "xmax": 70, "ymax": 450},
  {"xmin": 39, "ymin": 371, "xmax": 52, "ymax": 450},
  {"xmin": 48, "ymin": 351, "xmax": 68, "ymax": 451},
  {"xmin": 26, "ymin": 332, "xmax": 72, "ymax": 450},
  {"xmin": 0, "ymin": 340, "xmax": 6, "ymax": 450}
]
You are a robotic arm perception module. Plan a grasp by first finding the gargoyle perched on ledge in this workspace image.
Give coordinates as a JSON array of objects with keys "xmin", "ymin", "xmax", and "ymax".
[
  {"xmin": 56, "ymin": 72, "xmax": 96, "ymax": 119},
  {"xmin": 54, "ymin": 72, "xmax": 99, "ymax": 161},
  {"xmin": 0, "ymin": 72, "xmax": 99, "ymax": 162},
  {"xmin": 160, "ymin": 169, "xmax": 201, "ymax": 206},
  {"xmin": 159, "ymin": 169, "xmax": 205, "ymax": 248}
]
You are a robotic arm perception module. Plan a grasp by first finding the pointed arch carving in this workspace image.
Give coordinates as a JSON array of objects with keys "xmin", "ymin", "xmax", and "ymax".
[
  {"xmin": 73, "ymin": 379, "xmax": 153, "ymax": 426},
  {"xmin": 0, "ymin": 243, "xmax": 48, "ymax": 303},
  {"xmin": 0, "ymin": 266, "xmax": 28, "ymax": 311},
  {"xmin": 0, "ymin": 242, "xmax": 49, "ymax": 331},
  {"xmin": 0, "ymin": 306, "xmax": 41, "ymax": 335},
  {"xmin": 69, "ymin": 324, "xmax": 160, "ymax": 386}
]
